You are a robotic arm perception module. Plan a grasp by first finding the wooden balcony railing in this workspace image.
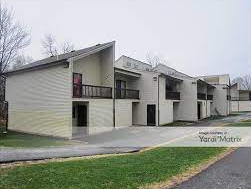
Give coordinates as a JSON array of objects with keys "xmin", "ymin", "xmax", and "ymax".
[
  {"xmin": 166, "ymin": 91, "xmax": 180, "ymax": 100},
  {"xmin": 207, "ymin": 94, "xmax": 213, "ymax": 100},
  {"xmin": 115, "ymin": 88, "xmax": 140, "ymax": 99},
  {"xmin": 73, "ymin": 84, "xmax": 112, "ymax": 98},
  {"xmin": 197, "ymin": 93, "xmax": 206, "ymax": 100}
]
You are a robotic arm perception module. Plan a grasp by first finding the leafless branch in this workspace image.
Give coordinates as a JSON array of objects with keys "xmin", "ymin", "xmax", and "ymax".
[
  {"xmin": 146, "ymin": 53, "xmax": 167, "ymax": 68},
  {"xmin": 42, "ymin": 34, "xmax": 74, "ymax": 56},
  {"xmin": 41, "ymin": 34, "xmax": 57, "ymax": 56},
  {"xmin": 12, "ymin": 54, "xmax": 33, "ymax": 70},
  {"xmin": 232, "ymin": 75, "xmax": 251, "ymax": 90},
  {"xmin": 0, "ymin": 3, "xmax": 30, "ymax": 74},
  {"xmin": 62, "ymin": 41, "xmax": 74, "ymax": 53}
]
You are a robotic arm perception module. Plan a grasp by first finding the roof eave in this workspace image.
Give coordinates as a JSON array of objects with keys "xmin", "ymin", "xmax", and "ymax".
[
  {"xmin": 160, "ymin": 73, "xmax": 183, "ymax": 82},
  {"xmin": 70, "ymin": 41, "xmax": 115, "ymax": 62},
  {"xmin": 3, "ymin": 60, "xmax": 69, "ymax": 76}
]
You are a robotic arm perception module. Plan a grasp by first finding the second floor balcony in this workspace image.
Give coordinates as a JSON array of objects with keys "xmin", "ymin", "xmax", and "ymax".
[
  {"xmin": 73, "ymin": 84, "xmax": 112, "ymax": 99},
  {"xmin": 166, "ymin": 91, "xmax": 180, "ymax": 100},
  {"xmin": 197, "ymin": 93, "xmax": 206, "ymax": 100},
  {"xmin": 115, "ymin": 88, "xmax": 140, "ymax": 99}
]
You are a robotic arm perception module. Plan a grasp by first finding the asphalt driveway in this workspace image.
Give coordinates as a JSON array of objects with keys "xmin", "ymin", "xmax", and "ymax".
[
  {"xmin": 172, "ymin": 148, "xmax": 251, "ymax": 189},
  {"xmin": 1, "ymin": 112, "xmax": 250, "ymax": 163}
]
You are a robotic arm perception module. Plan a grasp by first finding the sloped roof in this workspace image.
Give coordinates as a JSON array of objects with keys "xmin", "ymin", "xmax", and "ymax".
[
  {"xmin": 4, "ymin": 41, "xmax": 114, "ymax": 75},
  {"xmin": 197, "ymin": 79, "xmax": 215, "ymax": 89}
]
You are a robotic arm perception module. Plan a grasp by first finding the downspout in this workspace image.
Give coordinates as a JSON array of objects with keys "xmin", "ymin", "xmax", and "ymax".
[
  {"xmin": 69, "ymin": 59, "xmax": 74, "ymax": 138},
  {"xmin": 205, "ymin": 86, "xmax": 207, "ymax": 118},
  {"xmin": 113, "ymin": 67, "xmax": 115, "ymax": 128},
  {"xmin": 238, "ymin": 93, "xmax": 240, "ymax": 112},
  {"xmin": 112, "ymin": 43, "xmax": 115, "ymax": 129},
  {"xmin": 228, "ymin": 79, "xmax": 231, "ymax": 115},
  {"xmin": 157, "ymin": 74, "xmax": 160, "ymax": 126}
]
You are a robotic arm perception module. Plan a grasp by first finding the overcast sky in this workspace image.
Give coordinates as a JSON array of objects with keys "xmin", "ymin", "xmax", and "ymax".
[{"xmin": 4, "ymin": 0, "xmax": 251, "ymax": 78}]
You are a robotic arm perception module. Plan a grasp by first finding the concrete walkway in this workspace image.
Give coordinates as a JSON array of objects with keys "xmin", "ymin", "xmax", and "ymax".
[
  {"xmin": 172, "ymin": 148, "xmax": 251, "ymax": 189},
  {"xmin": 1, "ymin": 113, "xmax": 250, "ymax": 163}
]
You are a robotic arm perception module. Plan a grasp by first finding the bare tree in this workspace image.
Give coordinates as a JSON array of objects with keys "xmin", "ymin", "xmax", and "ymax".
[
  {"xmin": 232, "ymin": 74, "xmax": 251, "ymax": 90},
  {"xmin": 0, "ymin": 3, "xmax": 30, "ymax": 74},
  {"xmin": 146, "ymin": 53, "xmax": 168, "ymax": 68},
  {"xmin": 0, "ymin": 3, "xmax": 30, "ymax": 104},
  {"xmin": 12, "ymin": 55, "xmax": 33, "ymax": 70},
  {"xmin": 42, "ymin": 34, "xmax": 74, "ymax": 56},
  {"xmin": 62, "ymin": 41, "xmax": 74, "ymax": 53},
  {"xmin": 41, "ymin": 34, "xmax": 57, "ymax": 56}
]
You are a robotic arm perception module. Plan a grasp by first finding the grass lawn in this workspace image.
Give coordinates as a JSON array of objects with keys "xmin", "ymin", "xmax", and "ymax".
[
  {"xmin": 0, "ymin": 127, "xmax": 77, "ymax": 148},
  {"xmin": 227, "ymin": 119, "xmax": 251, "ymax": 127},
  {"xmin": 0, "ymin": 147, "xmax": 226, "ymax": 189}
]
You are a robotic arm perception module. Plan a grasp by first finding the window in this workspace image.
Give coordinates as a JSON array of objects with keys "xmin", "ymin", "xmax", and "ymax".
[
  {"xmin": 134, "ymin": 64, "xmax": 138, "ymax": 69},
  {"xmin": 146, "ymin": 68, "xmax": 150, "ymax": 71},
  {"xmin": 73, "ymin": 73, "xmax": 82, "ymax": 97},
  {"xmin": 116, "ymin": 80, "xmax": 126, "ymax": 98},
  {"xmin": 73, "ymin": 73, "xmax": 82, "ymax": 84},
  {"xmin": 166, "ymin": 79, "xmax": 173, "ymax": 91}
]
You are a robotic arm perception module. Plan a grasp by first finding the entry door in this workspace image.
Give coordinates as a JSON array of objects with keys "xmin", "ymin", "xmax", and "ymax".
[
  {"xmin": 147, "ymin": 105, "xmax": 156, "ymax": 126},
  {"xmin": 77, "ymin": 105, "xmax": 87, "ymax": 126},
  {"xmin": 197, "ymin": 103, "xmax": 201, "ymax": 120}
]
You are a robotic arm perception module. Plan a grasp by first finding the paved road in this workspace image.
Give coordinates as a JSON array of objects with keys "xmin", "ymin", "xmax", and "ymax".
[
  {"xmin": 172, "ymin": 148, "xmax": 251, "ymax": 189},
  {"xmin": 191, "ymin": 112, "xmax": 251, "ymax": 126},
  {"xmin": 1, "ymin": 113, "xmax": 250, "ymax": 163}
]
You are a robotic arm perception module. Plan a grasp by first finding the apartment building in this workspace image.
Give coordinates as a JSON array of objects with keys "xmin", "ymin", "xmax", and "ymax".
[
  {"xmin": 197, "ymin": 74, "xmax": 232, "ymax": 116},
  {"xmin": 115, "ymin": 56, "xmax": 219, "ymax": 125},
  {"xmin": 4, "ymin": 42, "xmax": 232, "ymax": 139},
  {"xmin": 4, "ymin": 42, "xmax": 115, "ymax": 138},
  {"xmin": 196, "ymin": 79, "xmax": 215, "ymax": 119},
  {"xmin": 231, "ymin": 83, "xmax": 251, "ymax": 112}
]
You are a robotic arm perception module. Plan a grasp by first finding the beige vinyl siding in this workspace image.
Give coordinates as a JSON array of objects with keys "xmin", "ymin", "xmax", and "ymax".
[
  {"xmin": 73, "ymin": 47, "xmax": 114, "ymax": 88},
  {"xmin": 211, "ymin": 85, "xmax": 228, "ymax": 116},
  {"xmin": 88, "ymin": 99, "xmax": 113, "ymax": 135},
  {"xmin": 159, "ymin": 100, "xmax": 173, "ymax": 124},
  {"xmin": 231, "ymin": 101, "xmax": 251, "ymax": 112},
  {"xmin": 100, "ymin": 46, "xmax": 114, "ymax": 88},
  {"xmin": 231, "ymin": 101, "xmax": 239, "ymax": 112},
  {"xmin": 73, "ymin": 53, "xmax": 102, "ymax": 86},
  {"xmin": 239, "ymin": 92, "xmax": 250, "ymax": 100},
  {"xmin": 5, "ymin": 65, "xmax": 72, "ymax": 138},
  {"xmin": 159, "ymin": 76, "xmax": 174, "ymax": 124},
  {"xmin": 174, "ymin": 79, "xmax": 197, "ymax": 121},
  {"xmin": 230, "ymin": 84, "xmax": 239, "ymax": 100},
  {"xmin": 133, "ymin": 72, "xmax": 158, "ymax": 125},
  {"xmin": 115, "ymin": 100, "xmax": 132, "ymax": 127}
]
